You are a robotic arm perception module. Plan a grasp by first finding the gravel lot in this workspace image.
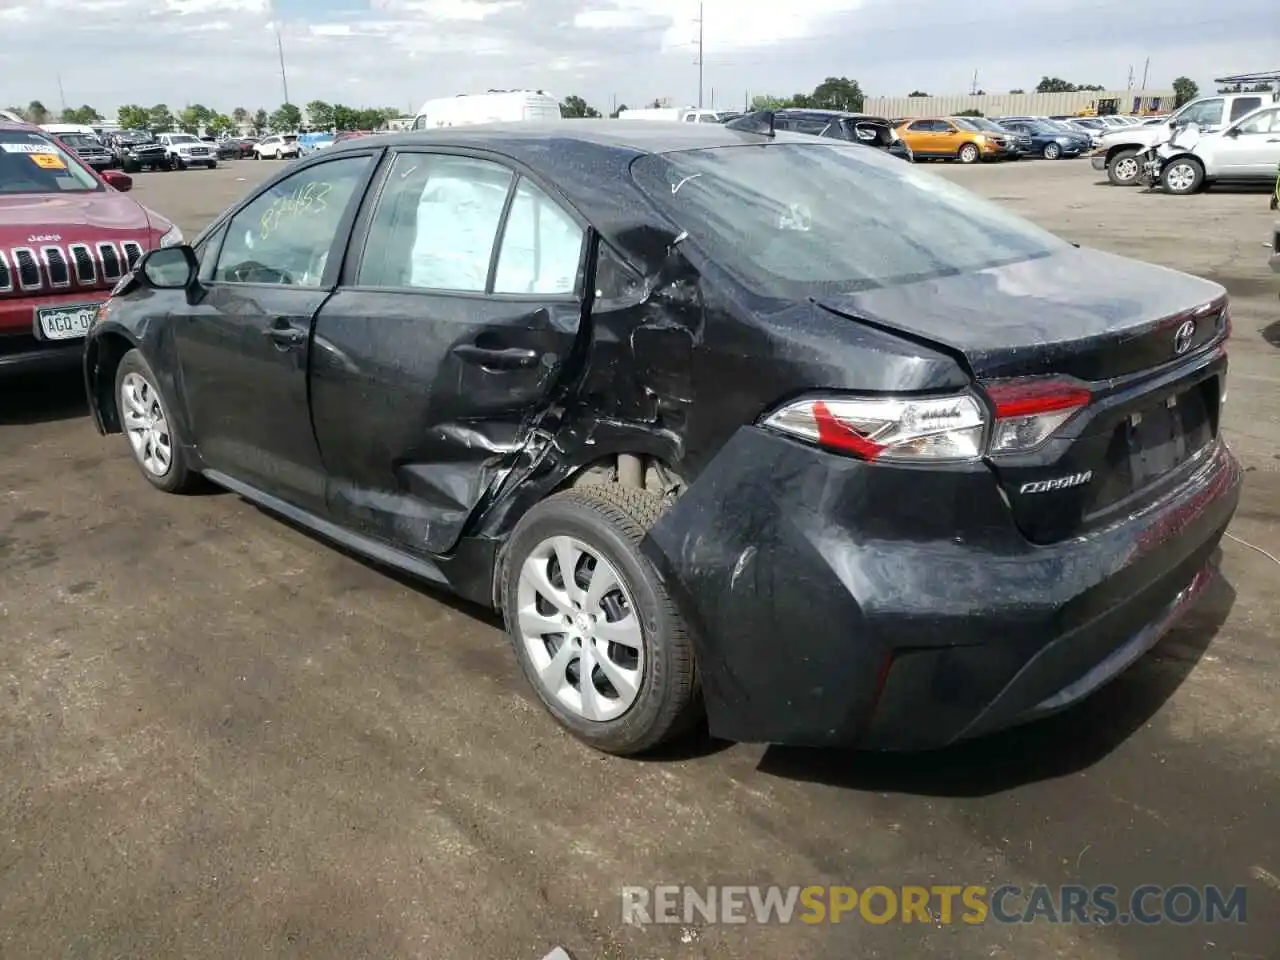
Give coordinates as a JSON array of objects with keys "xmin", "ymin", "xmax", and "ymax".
[{"xmin": 2, "ymin": 157, "xmax": 1278, "ymax": 960}]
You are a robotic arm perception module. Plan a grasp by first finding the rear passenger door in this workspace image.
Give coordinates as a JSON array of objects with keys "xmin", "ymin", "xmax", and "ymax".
[{"xmin": 310, "ymin": 150, "xmax": 589, "ymax": 556}]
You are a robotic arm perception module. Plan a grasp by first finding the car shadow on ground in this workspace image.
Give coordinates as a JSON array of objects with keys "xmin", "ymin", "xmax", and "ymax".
[
  {"xmin": 0, "ymin": 370, "xmax": 88, "ymax": 425},
  {"xmin": 1262, "ymin": 319, "xmax": 1280, "ymax": 347},
  {"xmin": 754, "ymin": 561, "xmax": 1235, "ymax": 797}
]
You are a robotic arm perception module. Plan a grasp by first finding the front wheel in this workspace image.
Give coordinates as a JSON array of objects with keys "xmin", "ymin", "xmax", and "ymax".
[
  {"xmin": 207, "ymin": 161, "xmax": 217, "ymax": 169},
  {"xmin": 501, "ymin": 485, "xmax": 701, "ymax": 756},
  {"xmin": 958, "ymin": 143, "xmax": 980, "ymax": 164},
  {"xmin": 114, "ymin": 349, "xmax": 202, "ymax": 494},
  {"xmin": 1106, "ymin": 148, "xmax": 1141, "ymax": 186},
  {"xmin": 1043, "ymin": 141, "xmax": 1062, "ymax": 160},
  {"xmin": 1161, "ymin": 157, "xmax": 1205, "ymax": 195}
]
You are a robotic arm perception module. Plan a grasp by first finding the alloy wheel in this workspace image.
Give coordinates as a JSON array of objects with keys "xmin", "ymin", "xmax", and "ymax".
[
  {"xmin": 1044, "ymin": 142, "xmax": 1061, "ymax": 160},
  {"xmin": 1165, "ymin": 162, "xmax": 1197, "ymax": 193},
  {"xmin": 959, "ymin": 144, "xmax": 979, "ymax": 163},
  {"xmin": 120, "ymin": 372, "xmax": 173, "ymax": 478},
  {"xmin": 516, "ymin": 535, "xmax": 645, "ymax": 722},
  {"xmin": 1113, "ymin": 156, "xmax": 1139, "ymax": 182}
]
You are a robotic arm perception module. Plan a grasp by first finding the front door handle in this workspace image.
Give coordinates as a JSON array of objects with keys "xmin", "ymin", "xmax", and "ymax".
[
  {"xmin": 264, "ymin": 318, "xmax": 307, "ymax": 348},
  {"xmin": 452, "ymin": 343, "xmax": 539, "ymax": 369}
]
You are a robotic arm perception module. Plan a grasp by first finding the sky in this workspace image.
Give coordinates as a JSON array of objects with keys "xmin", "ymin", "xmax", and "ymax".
[{"xmin": 0, "ymin": 0, "xmax": 1274, "ymax": 118}]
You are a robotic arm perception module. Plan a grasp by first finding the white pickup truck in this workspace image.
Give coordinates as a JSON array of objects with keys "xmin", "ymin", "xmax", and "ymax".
[
  {"xmin": 156, "ymin": 132, "xmax": 217, "ymax": 169},
  {"xmin": 1091, "ymin": 90, "xmax": 1276, "ymax": 185}
]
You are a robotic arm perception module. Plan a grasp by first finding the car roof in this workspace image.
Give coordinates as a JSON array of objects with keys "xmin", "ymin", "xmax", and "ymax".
[
  {"xmin": 317, "ymin": 119, "xmax": 830, "ymax": 270},
  {"xmin": 0, "ymin": 119, "xmax": 43, "ymax": 133},
  {"xmin": 772, "ymin": 108, "xmax": 887, "ymax": 121}
]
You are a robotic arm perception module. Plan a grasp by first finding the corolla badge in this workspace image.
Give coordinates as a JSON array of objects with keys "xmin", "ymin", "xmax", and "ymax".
[
  {"xmin": 1173, "ymin": 319, "xmax": 1196, "ymax": 356},
  {"xmin": 27, "ymin": 233, "xmax": 61, "ymax": 243},
  {"xmin": 1019, "ymin": 471, "xmax": 1093, "ymax": 494}
]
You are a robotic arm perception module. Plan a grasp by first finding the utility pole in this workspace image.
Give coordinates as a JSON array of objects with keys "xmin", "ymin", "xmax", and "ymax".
[
  {"xmin": 274, "ymin": 20, "xmax": 290, "ymax": 105},
  {"xmin": 969, "ymin": 68, "xmax": 979, "ymax": 95},
  {"xmin": 57, "ymin": 74, "xmax": 67, "ymax": 113},
  {"xmin": 1140, "ymin": 57, "xmax": 1150, "ymax": 90},
  {"xmin": 696, "ymin": 2, "xmax": 706, "ymax": 108},
  {"xmin": 1127, "ymin": 65, "xmax": 1134, "ymax": 90}
]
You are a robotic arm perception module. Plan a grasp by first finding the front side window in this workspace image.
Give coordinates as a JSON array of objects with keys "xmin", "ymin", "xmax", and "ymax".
[
  {"xmin": 493, "ymin": 178, "xmax": 584, "ymax": 295},
  {"xmin": 907, "ymin": 121, "xmax": 932, "ymax": 132},
  {"xmin": 1235, "ymin": 108, "xmax": 1280, "ymax": 135},
  {"xmin": 0, "ymin": 130, "xmax": 99, "ymax": 193},
  {"xmin": 359, "ymin": 153, "xmax": 512, "ymax": 292},
  {"xmin": 213, "ymin": 155, "xmax": 371, "ymax": 286},
  {"xmin": 631, "ymin": 142, "xmax": 1065, "ymax": 298}
]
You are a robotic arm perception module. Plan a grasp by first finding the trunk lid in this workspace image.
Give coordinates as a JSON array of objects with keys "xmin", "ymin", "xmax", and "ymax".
[{"xmin": 815, "ymin": 247, "xmax": 1230, "ymax": 544}]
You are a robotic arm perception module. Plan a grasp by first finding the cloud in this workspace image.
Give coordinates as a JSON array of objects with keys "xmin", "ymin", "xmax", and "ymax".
[{"xmin": 0, "ymin": 0, "xmax": 1273, "ymax": 119}]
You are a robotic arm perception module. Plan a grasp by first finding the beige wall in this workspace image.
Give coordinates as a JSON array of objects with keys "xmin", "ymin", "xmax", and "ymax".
[{"xmin": 864, "ymin": 90, "xmax": 1175, "ymax": 119}]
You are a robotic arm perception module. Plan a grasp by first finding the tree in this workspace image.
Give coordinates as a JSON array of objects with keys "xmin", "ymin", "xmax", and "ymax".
[
  {"xmin": 148, "ymin": 103, "xmax": 175, "ymax": 132},
  {"xmin": 25, "ymin": 100, "xmax": 50, "ymax": 124},
  {"xmin": 609, "ymin": 103, "xmax": 628, "ymax": 118},
  {"xmin": 1009, "ymin": 88, "xmax": 1025, "ymax": 94},
  {"xmin": 269, "ymin": 103, "xmax": 303, "ymax": 133},
  {"xmin": 117, "ymin": 104, "xmax": 150, "ymax": 130},
  {"xmin": 1035, "ymin": 77, "xmax": 1102, "ymax": 93},
  {"xmin": 955, "ymin": 108, "xmax": 984, "ymax": 117},
  {"xmin": 232, "ymin": 107, "xmax": 249, "ymax": 125},
  {"xmin": 560, "ymin": 95, "xmax": 601, "ymax": 118},
  {"xmin": 178, "ymin": 106, "xmax": 202, "ymax": 134},
  {"xmin": 207, "ymin": 114, "xmax": 236, "ymax": 137},
  {"xmin": 908, "ymin": 90, "xmax": 929, "ymax": 97},
  {"xmin": 749, "ymin": 94, "xmax": 789, "ymax": 111},
  {"xmin": 306, "ymin": 100, "xmax": 335, "ymax": 130},
  {"xmin": 60, "ymin": 105, "xmax": 102, "ymax": 124},
  {"xmin": 1172, "ymin": 76, "xmax": 1198, "ymax": 107},
  {"xmin": 809, "ymin": 76, "xmax": 864, "ymax": 112},
  {"xmin": 252, "ymin": 108, "xmax": 269, "ymax": 135}
]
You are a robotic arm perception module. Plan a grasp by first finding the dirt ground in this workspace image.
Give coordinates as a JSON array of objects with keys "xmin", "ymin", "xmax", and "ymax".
[{"xmin": 1, "ymin": 156, "xmax": 1278, "ymax": 960}]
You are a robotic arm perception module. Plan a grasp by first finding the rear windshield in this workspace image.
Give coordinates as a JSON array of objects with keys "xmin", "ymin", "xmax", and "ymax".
[
  {"xmin": 0, "ymin": 130, "xmax": 100, "ymax": 194},
  {"xmin": 630, "ymin": 143, "xmax": 1064, "ymax": 297}
]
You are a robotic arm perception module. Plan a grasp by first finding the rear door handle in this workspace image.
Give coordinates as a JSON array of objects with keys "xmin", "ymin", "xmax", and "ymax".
[{"xmin": 452, "ymin": 344, "xmax": 539, "ymax": 369}]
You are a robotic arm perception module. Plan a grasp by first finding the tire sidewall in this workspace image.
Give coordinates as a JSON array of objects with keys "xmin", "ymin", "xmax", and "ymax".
[
  {"xmin": 501, "ymin": 496, "xmax": 680, "ymax": 751},
  {"xmin": 959, "ymin": 144, "xmax": 979, "ymax": 163},
  {"xmin": 114, "ymin": 349, "xmax": 188, "ymax": 493},
  {"xmin": 1107, "ymin": 149, "xmax": 1140, "ymax": 185},
  {"xmin": 1044, "ymin": 142, "xmax": 1061, "ymax": 160}
]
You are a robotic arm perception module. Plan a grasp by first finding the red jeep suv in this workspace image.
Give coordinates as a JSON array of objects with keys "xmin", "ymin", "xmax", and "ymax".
[{"xmin": 0, "ymin": 119, "xmax": 180, "ymax": 373}]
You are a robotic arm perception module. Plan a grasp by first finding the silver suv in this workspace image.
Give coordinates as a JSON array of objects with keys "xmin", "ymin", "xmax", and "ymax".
[{"xmin": 1091, "ymin": 90, "xmax": 1277, "ymax": 185}]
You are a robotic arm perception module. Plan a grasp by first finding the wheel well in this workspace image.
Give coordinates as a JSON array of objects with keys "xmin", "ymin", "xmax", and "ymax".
[
  {"xmin": 1105, "ymin": 143, "xmax": 1141, "ymax": 163},
  {"xmin": 87, "ymin": 332, "xmax": 134, "ymax": 433}
]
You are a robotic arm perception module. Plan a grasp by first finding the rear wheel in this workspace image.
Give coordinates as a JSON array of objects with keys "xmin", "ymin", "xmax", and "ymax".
[
  {"xmin": 958, "ymin": 142, "xmax": 980, "ymax": 164},
  {"xmin": 1161, "ymin": 157, "xmax": 1204, "ymax": 195},
  {"xmin": 1043, "ymin": 141, "xmax": 1062, "ymax": 160},
  {"xmin": 1106, "ymin": 148, "xmax": 1141, "ymax": 185},
  {"xmin": 501, "ymin": 485, "xmax": 701, "ymax": 756}
]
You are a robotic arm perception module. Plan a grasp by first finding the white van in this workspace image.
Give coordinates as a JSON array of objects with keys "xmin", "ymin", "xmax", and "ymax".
[
  {"xmin": 615, "ymin": 107, "xmax": 730, "ymax": 123},
  {"xmin": 411, "ymin": 91, "xmax": 563, "ymax": 130}
]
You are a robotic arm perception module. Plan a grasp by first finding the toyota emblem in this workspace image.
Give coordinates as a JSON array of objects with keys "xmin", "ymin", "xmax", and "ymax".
[{"xmin": 1173, "ymin": 319, "xmax": 1196, "ymax": 356}]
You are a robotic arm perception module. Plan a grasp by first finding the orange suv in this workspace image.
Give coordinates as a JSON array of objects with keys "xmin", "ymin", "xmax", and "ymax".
[{"xmin": 895, "ymin": 117, "xmax": 1008, "ymax": 163}]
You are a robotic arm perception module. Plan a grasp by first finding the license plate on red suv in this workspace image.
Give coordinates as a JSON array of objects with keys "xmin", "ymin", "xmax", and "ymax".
[{"xmin": 34, "ymin": 302, "xmax": 99, "ymax": 340}]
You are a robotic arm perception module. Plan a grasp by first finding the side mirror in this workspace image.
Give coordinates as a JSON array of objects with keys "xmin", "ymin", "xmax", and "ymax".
[
  {"xmin": 101, "ymin": 169, "xmax": 133, "ymax": 192},
  {"xmin": 139, "ymin": 245, "xmax": 198, "ymax": 290},
  {"xmin": 1225, "ymin": 127, "xmax": 1241, "ymax": 138}
]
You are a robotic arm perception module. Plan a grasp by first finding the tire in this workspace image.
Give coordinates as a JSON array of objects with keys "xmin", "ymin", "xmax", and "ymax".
[
  {"xmin": 500, "ymin": 484, "xmax": 701, "ymax": 756},
  {"xmin": 1043, "ymin": 141, "xmax": 1062, "ymax": 160},
  {"xmin": 1161, "ymin": 157, "xmax": 1204, "ymax": 195},
  {"xmin": 207, "ymin": 161, "xmax": 217, "ymax": 169},
  {"xmin": 114, "ymin": 349, "xmax": 202, "ymax": 494},
  {"xmin": 1106, "ymin": 148, "xmax": 1141, "ymax": 186},
  {"xmin": 958, "ymin": 142, "xmax": 980, "ymax": 164},
  {"xmin": 122, "ymin": 159, "xmax": 140, "ymax": 174}
]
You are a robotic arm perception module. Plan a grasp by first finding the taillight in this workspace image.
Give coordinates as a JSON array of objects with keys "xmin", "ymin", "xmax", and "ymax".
[
  {"xmin": 983, "ymin": 377, "xmax": 1091, "ymax": 454},
  {"xmin": 762, "ymin": 394, "xmax": 986, "ymax": 462}
]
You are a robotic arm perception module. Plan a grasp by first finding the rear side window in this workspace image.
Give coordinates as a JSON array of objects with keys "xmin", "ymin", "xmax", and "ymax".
[
  {"xmin": 493, "ymin": 178, "xmax": 584, "ymax": 295},
  {"xmin": 1229, "ymin": 97, "xmax": 1264, "ymax": 121},
  {"xmin": 1177, "ymin": 98, "xmax": 1224, "ymax": 126},
  {"xmin": 359, "ymin": 152, "xmax": 512, "ymax": 292},
  {"xmin": 631, "ymin": 143, "xmax": 1065, "ymax": 298}
]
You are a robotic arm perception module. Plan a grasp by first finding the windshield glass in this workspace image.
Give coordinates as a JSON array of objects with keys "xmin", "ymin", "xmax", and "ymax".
[
  {"xmin": 60, "ymin": 134, "xmax": 102, "ymax": 148},
  {"xmin": 1024, "ymin": 121, "xmax": 1059, "ymax": 135},
  {"xmin": 631, "ymin": 143, "xmax": 1065, "ymax": 297},
  {"xmin": 169, "ymin": 134, "xmax": 200, "ymax": 144},
  {"xmin": 961, "ymin": 117, "xmax": 1007, "ymax": 132},
  {"xmin": 0, "ymin": 130, "xmax": 100, "ymax": 194},
  {"xmin": 952, "ymin": 118, "xmax": 982, "ymax": 132}
]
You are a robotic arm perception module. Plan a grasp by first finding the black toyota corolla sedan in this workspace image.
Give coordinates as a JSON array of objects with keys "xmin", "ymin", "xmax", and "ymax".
[{"xmin": 83, "ymin": 121, "xmax": 1240, "ymax": 756}]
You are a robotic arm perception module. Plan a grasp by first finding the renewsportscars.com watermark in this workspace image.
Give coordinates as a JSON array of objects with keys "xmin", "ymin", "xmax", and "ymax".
[{"xmin": 621, "ymin": 885, "xmax": 1250, "ymax": 926}]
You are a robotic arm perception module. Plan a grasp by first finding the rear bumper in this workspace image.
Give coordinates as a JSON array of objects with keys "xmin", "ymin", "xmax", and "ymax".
[{"xmin": 643, "ymin": 429, "xmax": 1241, "ymax": 750}]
